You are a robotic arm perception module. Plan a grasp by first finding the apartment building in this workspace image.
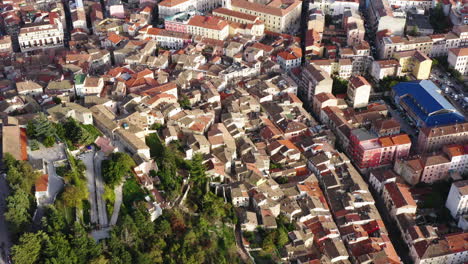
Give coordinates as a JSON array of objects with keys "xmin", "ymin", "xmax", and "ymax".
[
  {"xmin": 347, "ymin": 75, "xmax": 371, "ymax": 109},
  {"xmin": 187, "ymin": 15, "xmax": 229, "ymax": 40},
  {"xmin": 379, "ymin": 25, "xmax": 468, "ymax": 59},
  {"xmin": 344, "ymin": 10, "xmax": 365, "ymax": 47},
  {"xmin": 448, "ymin": 47, "xmax": 468, "ymax": 75},
  {"xmin": 446, "ymin": 180, "xmax": 468, "ymax": 219},
  {"xmin": 311, "ymin": 0, "xmax": 360, "ymax": 16},
  {"xmin": 340, "ymin": 43, "xmax": 374, "ymax": 75},
  {"xmin": 367, "ymin": 0, "xmax": 406, "ymax": 36},
  {"xmin": 301, "ymin": 64, "xmax": 333, "ymax": 102},
  {"xmin": 159, "ymin": 0, "xmax": 227, "ymax": 17},
  {"xmin": 18, "ymin": 20, "xmax": 64, "ymax": 52},
  {"xmin": 371, "ymin": 59, "xmax": 402, "ymax": 80},
  {"xmin": 230, "ymin": 0, "xmax": 302, "ymax": 33},
  {"xmin": 0, "ymin": 35, "xmax": 12, "ymax": 53},
  {"xmin": 393, "ymin": 154, "xmax": 451, "ymax": 184},
  {"xmin": 277, "ymin": 47, "xmax": 302, "ymax": 72},
  {"xmin": 212, "ymin": 7, "xmax": 265, "ymax": 36},
  {"xmin": 443, "ymin": 144, "xmax": 468, "ymax": 174},
  {"xmin": 349, "ymin": 128, "xmax": 411, "ymax": 170},
  {"xmin": 378, "ymin": 36, "xmax": 433, "ymax": 59},
  {"xmin": 417, "ymin": 122, "xmax": 468, "ymax": 153},
  {"xmin": 386, "ymin": 0, "xmax": 432, "ymax": 10},
  {"xmin": 394, "ymin": 50, "xmax": 432, "ymax": 80},
  {"xmin": 382, "ymin": 182, "xmax": 417, "ymax": 217},
  {"xmin": 144, "ymin": 27, "xmax": 192, "ymax": 50}
]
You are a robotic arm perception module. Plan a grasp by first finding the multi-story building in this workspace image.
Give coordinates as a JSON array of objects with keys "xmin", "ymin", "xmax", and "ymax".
[
  {"xmin": 371, "ymin": 59, "xmax": 402, "ymax": 80},
  {"xmin": 301, "ymin": 64, "xmax": 333, "ymax": 102},
  {"xmin": 187, "ymin": 15, "xmax": 229, "ymax": 40},
  {"xmin": 446, "ymin": 180, "xmax": 468, "ymax": 219},
  {"xmin": 386, "ymin": 0, "xmax": 432, "ymax": 10},
  {"xmin": 343, "ymin": 9, "xmax": 365, "ymax": 47},
  {"xmin": 0, "ymin": 36, "xmax": 12, "ymax": 53},
  {"xmin": 443, "ymin": 144, "xmax": 468, "ymax": 174},
  {"xmin": 394, "ymin": 154, "xmax": 451, "ymax": 184},
  {"xmin": 367, "ymin": 0, "xmax": 406, "ymax": 36},
  {"xmin": 347, "ymin": 75, "xmax": 371, "ymax": 109},
  {"xmin": 70, "ymin": 0, "xmax": 87, "ymax": 32},
  {"xmin": 349, "ymin": 128, "xmax": 411, "ymax": 170},
  {"xmin": 394, "ymin": 50, "xmax": 432, "ymax": 80},
  {"xmin": 164, "ymin": 11, "xmax": 201, "ymax": 33},
  {"xmin": 382, "ymin": 181, "xmax": 417, "ymax": 217},
  {"xmin": 18, "ymin": 18, "xmax": 64, "ymax": 52},
  {"xmin": 277, "ymin": 48, "xmax": 302, "ymax": 72},
  {"xmin": 418, "ymin": 122, "xmax": 468, "ymax": 153},
  {"xmin": 230, "ymin": 0, "xmax": 302, "ymax": 33},
  {"xmin": 212, "ymin": 7, "xmax": 265, "ymax": 36},
  {"xmin": 143, "ymin": 27, "xmax": 192, "ymax": 50},
  {"xmin": 158, "ymin": 0, "xmax": 227, "ymax": 18},
  {"xmin": 379, "ymin": 25, "xmax": 468, "ymax": 59},
  {"xmin": 311, "ymin": 0, "xmax": 360, "ymax": 16},
  {"xmin": 378, "ymin": 35, "xmax": 433, "ymax": 59},
  {"xmin": 448, "ymin": 47, "xmax": 468, "ymax": 75}
]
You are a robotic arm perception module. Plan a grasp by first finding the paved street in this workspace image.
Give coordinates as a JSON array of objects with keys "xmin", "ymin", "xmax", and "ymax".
[
  {"xmin": 0, "ymin": 175, "xmax": 11, "ymax": 264},
  {"xmin": 387, "ymin": 106, "xmax": 417, "ymax": 138},
  {"xmin": 94, "ymin": 151, "xmax": 108, "ymax": 227},
  {"xmin": 80, "ymin": 152, "xmax": 98, "ymax": 225},
  {"xmin": 28, "ymin": 143, "xmax": 67, "ymax": 163},
  {"xmin": 109, "ymin": 183, "xmax": 122, "ymax": 226}
]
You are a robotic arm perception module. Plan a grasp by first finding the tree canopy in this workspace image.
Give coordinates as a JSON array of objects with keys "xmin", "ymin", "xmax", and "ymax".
[{"xmin": 102, "ymin": 152, "xmax": 136, "ymax": 188}]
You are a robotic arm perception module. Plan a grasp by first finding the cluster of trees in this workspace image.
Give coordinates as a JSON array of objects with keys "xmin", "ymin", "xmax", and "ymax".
[
  {"xmin": 55, "ymin": 118, "xmax": 101, "ymax": 149},
  {"xmin": 57, "ymin": 153, "xmax": 88, "ymax": 212},
  {"xmin": 26, "ymin": 113, "xmax": 56, "ymax": 147},
  {"xmin": 178, "ymin": 95, "xmax": 191, "ymax": 110},
  {"xmin": 11, "ymin": 206, "xmax": 102, "ymax": 264},
  {"xmin": 430, "ymin": 3, "xmax": 450, "ymax": 34},
  {"xmin": 102, "ymin": 152, "xmax": 136, "ymax": 188},
  {"xmin": 244, "ymin": 215, "xmax": 294, "ymax": 262},
  {"xmin": 332, "ymin": 77, "xmax": 348, "ymax": 95},
  {"xmin": 377, "ymin": 76, "xmax": 410, "ymax": 92},
  {"xmin": 146, "ymin": 133, "xmax": 186, "ymax": 200},
  {"xmin": 3, "ymin": 154, "xmax": 40, "ymax": 237},
  {"xmin": 27, "ymin": 115, "xmax": 101, "ymax": 150}
]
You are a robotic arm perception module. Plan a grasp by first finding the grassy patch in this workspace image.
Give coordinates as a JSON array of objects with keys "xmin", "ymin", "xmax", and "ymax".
[
  {"xmin": 123, "ymin": 177, "xmax": 147, "ymax": 208},
  {"xmin": 81, "ymin": 124, "xmax": 102, "ymax": 143}
]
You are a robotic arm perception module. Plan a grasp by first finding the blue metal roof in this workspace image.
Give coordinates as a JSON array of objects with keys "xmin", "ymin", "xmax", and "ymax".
[{"xmin": 392, "ymin": 80, "xmax": 465, "ymax": 127}]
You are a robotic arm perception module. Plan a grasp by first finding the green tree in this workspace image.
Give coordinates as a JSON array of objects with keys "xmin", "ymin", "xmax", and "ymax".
[
  {"xmin": 89, "ymin": 256, "xmax": 109, "ymax": 264},
  {"xmin": 61, "ymin": 184, "xmax": 88, "ymax": 209},
  {"xmin": 43, "ymin": 232, "xmax": 78, "ymax": 264},
  {"xmin": 5, "ymin": 188, "xmax": 31, "ymax": 235},
  {"xmin": 28, "ymin": 113, "xmax": 55, "ymax": 140},
  {"xmin": 11, "ymin": 231, "xmax": 48, "ymax": 264},
  {"xmin": 42, "ymin": 206, "xmax": 67, "ymax": 234},
  {"xmin": 332, "ymin": 77, "xmax": 348, "ymax": 95},
  {"xmin": 102, "ymin": 152, "xmax": 136, "ymax": 188},
  {"xmin": 178, "ymin": 95, "xmax": 191, "ymax": 109},
  {"xmin": 276, "ymin": 226, "xmax": 289, "ymax": 248},
  {"xmin": 262, "ymin": 231, "xmax": 276, "ymax": 254},
  {"xmin": 70, "ymin": 222, "xmax": 102, "ymax": 263},
  {"xmin": 43, "ymin": 136, "xmax": 56, "ymax": 147},
  {"xmin": 53, "ymin": 97, "xmax": 62, "ymax": 104},
  {"xmin": 430, "ymin": 3, "xmax": 450, "ymax": 33},
  {"xmin": 63, "ymin": 118, "xmax": 92, "ymax": 146},
  {"xmin": 409, "ymin": 25, "xmax": 419, "ymax": 36}
]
